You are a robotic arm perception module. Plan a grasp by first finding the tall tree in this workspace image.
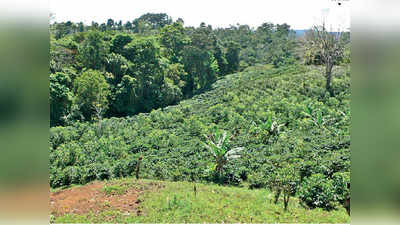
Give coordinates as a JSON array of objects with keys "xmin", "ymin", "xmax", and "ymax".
[
  {"xmin": 225, "ymin": 41, "xmax": 241, "ymax": 74},
  {"xmin": 160, "ymin": 22, "xmax": 190, "ymax": 63},
  {"xmin": 79, "ymin": 31, "xmax": 108, "ymax": 70},
  {"xmin": 305, "ymin": 25, "xmax": 345, "ymax": 95},
  {"xmin": 110, "ymin": 33, "xmax": 133, "ymax": 54},
  {"xmin": 106, "ymin": 18, "xmax": 115, "ymax": 30},
  {"xmin": 182, "ymin": 25, "xmax": 219, "ymax": 94},
  {"xmin": 123, "ymin": 37, "xmax": 164, "ymax": 112},
  {"xmin": 50, "ymin": 72, "xmax": 73, "ymax": 126},
  {"xmin": 133, "ymin": 13, "xmax": 172, "ymax": 30},
  {"xmin": 73, "ymin": 69, "xmax": 110, "ymax": 121},
  {"xmin": 124, "ymin": 21, "xmax": 133, "ymax": 32}
]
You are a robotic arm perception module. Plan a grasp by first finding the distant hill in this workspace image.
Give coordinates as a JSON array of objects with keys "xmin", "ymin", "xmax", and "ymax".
[
  {"xmin": 295, "ymin": 29, "xmax": 350, "ymax": 38},
  {"xmin": 295, "ymin": 29, "xmax": 308, "ymax": 37}
]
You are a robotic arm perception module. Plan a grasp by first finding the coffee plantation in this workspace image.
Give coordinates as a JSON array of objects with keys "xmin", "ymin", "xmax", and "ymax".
[{"xmin": 50, "ymin": 63, "xmax": 350, "ymax": 212}]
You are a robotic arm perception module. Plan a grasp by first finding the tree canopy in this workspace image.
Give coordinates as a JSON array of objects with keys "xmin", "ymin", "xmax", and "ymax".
[{"xmin": 49, "ymin": 13, "xmax": 296, "ymax": 126}]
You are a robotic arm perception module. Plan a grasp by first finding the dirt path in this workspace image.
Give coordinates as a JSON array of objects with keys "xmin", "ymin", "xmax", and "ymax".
[{"xmin": 50, "ymin": 180, "xmax": 162, "ymax": 217}]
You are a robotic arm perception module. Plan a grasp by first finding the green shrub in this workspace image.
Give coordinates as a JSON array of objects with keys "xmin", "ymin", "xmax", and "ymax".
[
  {"xmin": 81, "ymin": 165, "xmax": 97, "ymax": 184},
  {"xmin": 298, "ymin": 173, "xmax": 336, "ymax": 210},
  {"xmin": 64, "ymin": 166, "xmax": 82, "ymax": 184},
  {"xmin": 50, "ymin": 168, "xmax": 67, "ymax": 188},
  {"xmin": 266, "ymin": 164, "xmax": 300, "ymax": 211},
  {"xmin": 111, "ymin": 160, "xmax": 128, "ymax": 178},
  {"xmin": 48, "ymin": 64, "xmax": 350, "ymax": 190},
  {"xmin": 248, "ymin": 171, "xmax": 266, "ymax": 189},
  {"xmin": 332, "ymin": 172, "xmax": 350, "ymax": 204}
]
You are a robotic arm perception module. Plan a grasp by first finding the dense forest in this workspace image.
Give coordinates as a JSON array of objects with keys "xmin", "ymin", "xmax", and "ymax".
[
  {"xmin": 50, "ymin": 13, "xmax": 300, "ymax": 126},
  {"xmin": 50, "ymin": 12, "xmax": 351, "ymax": 220}
]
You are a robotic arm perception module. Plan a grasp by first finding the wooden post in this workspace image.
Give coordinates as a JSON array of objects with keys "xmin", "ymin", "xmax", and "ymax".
[
  {"xmin": 343, "ymin": 182, "xmax": 350, "ymax": 216},
  {"xmin": 136, "ymin": 155, "xmax": 142, "ymax": 179},
  {"xmin": 343, "ymin": 198, "xmax": 350, "ymax": 216}
]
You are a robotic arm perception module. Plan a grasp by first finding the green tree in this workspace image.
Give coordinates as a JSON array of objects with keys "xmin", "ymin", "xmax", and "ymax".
[
  {"xmin": 73, "ymin": 69, "xmax": 110, "ymax": 120},
  {"xmin": 276, "ymin": 23, "xmax": 291, "ymax": 37},
  {"xmin": 213, "ymin": 42, "xmax": 229, "ymax": 76},
  {"xmin": 50, "ymin": 37, "xmax": 79, "ymax": 73},
  {"xmin": 133, "ymin": 13, "xmax": 172, "ymax": 30},
  {"xmin": 164, "ymin": 63, "xmax": 187, "ymax": 89},
  {"xmin": 159, "ymin": 78, "xmax": 183, "ymax": 107},
  {"xmin": 182, "ymin": 46, "xmax": 219, "ymax": 94},
  {"xmin": 160, "ymin": 22, "xmax": 190, "ymax": 63},
  {"xmin": 257, "ymin": 22, "xmax": 275, "ymax": 44},
  {"xmin": 110, "ymin": 33, "xmax": 132, "ymax": 54},
  {"xmin": 267, "ymin": 163, "xmax": 300, "ymax": 211},
  {"xmin": 50, "ymin": 72, "xmax": 73, "ymax": 126},
  {"xmin": 106, "ymin": 18, "xmax": 114, "ymax": 30},
  {"xmin": 105, "ymin": 53, "xmax": 130, "ymax": 84},
  {"xmin": 182, "ymin": 26, "xmax": 220, "ymax": 94},
  {"xmin": 124, "ymin": 21, "xmax": 133, "ymax": 31},
  {"xmin": 225, "ymin": 41, "xmax": 240, "ymax": 74},
  {"xmin": 305, "ymin": 25, "xmax": 345, "ymax": 95},
  {"xmin": 111, "ymin": 75, "xmax": 138, "ymax": 116},
  {"xmin": 53, "ymin": 21, "xmax": 76, "ymax": 39},
  {"xmin": 123, "ymin": 37, "xmax": 164, "ymax": 112},
  {"xmin": 79, "ymin": 31, "xmax": 108, "ymax": 70},
  {"xmin": 157, "ymin": 62, "xmax": 187, "ymax": 107}
]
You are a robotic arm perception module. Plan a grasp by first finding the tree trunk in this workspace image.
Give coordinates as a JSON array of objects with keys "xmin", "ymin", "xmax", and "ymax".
[
  {"xmin": 325, "ymin": 63, "xmax": 334, "ymax": 96},
  {"xmin": 343, "ymin": 197, "xmax": 350, "ymax": 216},
  {"xmin": 283, "ymin": 194, "xmax": 290, "ymax": 211},
  {"xmin": 135, "ymin": 155, "xmax": 142, "ymax": 179},
  {"xmin": 274, "ymin": 189, "xmax": 281, "ymax": 204}
]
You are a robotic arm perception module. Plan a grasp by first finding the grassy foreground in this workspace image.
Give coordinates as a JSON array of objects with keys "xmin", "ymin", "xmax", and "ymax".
[{"xmin": 53, "ymin": 178, "xmax": 350, "ymax": 224}]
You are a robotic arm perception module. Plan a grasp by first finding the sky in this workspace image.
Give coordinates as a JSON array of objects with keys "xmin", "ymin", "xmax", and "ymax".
[{"xmin": 50, "ymin": 0, "xmax": 350, "ymax": 30}]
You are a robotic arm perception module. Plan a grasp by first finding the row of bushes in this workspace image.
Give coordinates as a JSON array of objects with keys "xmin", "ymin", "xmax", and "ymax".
[
  {"xmin": 50, "ymin": 64, "xmax": 350, "ymax": 212},
  {"xmin": 248, "ymin": 167, "xmax": 350, "ymax": 211}
]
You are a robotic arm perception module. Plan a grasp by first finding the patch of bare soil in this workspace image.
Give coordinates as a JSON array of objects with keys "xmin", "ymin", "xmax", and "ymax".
[{"xmin": 50, "ymin": 180, "xmax": 163, "ymax": 217}]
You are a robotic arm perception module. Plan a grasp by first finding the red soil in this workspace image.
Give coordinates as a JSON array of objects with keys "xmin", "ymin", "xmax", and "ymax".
[{"xmin": 50, "ymin": 181, "xmax": 161, "ymax": 217}]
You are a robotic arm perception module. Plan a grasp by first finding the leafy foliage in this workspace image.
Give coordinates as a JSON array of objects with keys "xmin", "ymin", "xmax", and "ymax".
[
  {"xmin": 298, "ymin": 173, "xmax": 337, "ymax": 210},
  {"xmin": 50, "ymin": 72, "xmax": 73, "ymax": 126},
  {"xmin": 50, "ymin": 64, "xmax": 350, "ymax": 194},
  {"xmin": 73, "ymin": 69, "xmax": 110, "ymax": 121},
  {"xmin": 203, "ymin": 128, "xmax": 243, "ymax": 175},
  {"xmin": 49, "ymin": 14, "xmax": 350, "ymax": 215},
  {"xmin": 49, "ymin": 15, "xmax": 295, "ymax": 126}
]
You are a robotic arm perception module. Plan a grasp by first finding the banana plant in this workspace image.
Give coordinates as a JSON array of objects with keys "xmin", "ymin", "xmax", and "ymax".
[
  {"xmin": 203, "ymin": 129, "xmax": 244, "ymax": 175},
  {"xmin": 260, "ymin": 114, "xmax": 284, "ymax": 135},
  {"xmin": 302, "ymin": 104, "xmax": 331, "ymax": 127}
]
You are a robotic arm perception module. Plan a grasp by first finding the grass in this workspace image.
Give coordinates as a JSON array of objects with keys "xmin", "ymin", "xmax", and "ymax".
[
  {"xmin": 50, "ymin": 182, "xmax": 86, "ymax": 193},
  {"xmin": 53, "ymin": 178, "xmax": 350, "ymax": 224},
  {"xmin": 101, "ymin": 184, "xmax": 128, "ymax": 195}
]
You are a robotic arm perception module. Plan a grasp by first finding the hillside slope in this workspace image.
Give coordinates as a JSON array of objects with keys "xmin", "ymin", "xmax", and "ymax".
[
  {"xmin": 50, "ymin": 63, "xmax": 350, "ymax": 189},
  {"xmin": 52, "ymin": 178, "xmax": 350, "ymax": 223}
]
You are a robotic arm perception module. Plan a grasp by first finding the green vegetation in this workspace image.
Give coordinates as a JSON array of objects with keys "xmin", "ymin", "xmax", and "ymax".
[
  {"xmin": 54, "ymin": 179, "xmax": 349, "ymax": 224},
  {"xmin": 203, "ymin": 128, "xmax": 244, "ymax": 176},
  {"xmin": 50, "ymin": 15, "xmax": 299, "ymax": 126},
  {"xmin": 50, "ymin": 12, "xmax": 350, "ymax": 222},
  {"xmin": 101, "ymin": 184, "xmax": 128, "ymax": 195},
  {"xmin": 50, "ymin": 63, "xmax": 350, "ymax": 211}
]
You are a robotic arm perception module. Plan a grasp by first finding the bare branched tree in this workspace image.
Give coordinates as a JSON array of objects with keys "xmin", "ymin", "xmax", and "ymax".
[{"xmin": 305, "ymin": 25, "xmax": 345, "ymax": 95}]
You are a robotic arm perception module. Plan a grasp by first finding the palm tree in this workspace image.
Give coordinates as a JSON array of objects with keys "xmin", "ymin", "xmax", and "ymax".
[{"xmin": 203, "ymin": 129, "xmax": 244, "ymax": 175}]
